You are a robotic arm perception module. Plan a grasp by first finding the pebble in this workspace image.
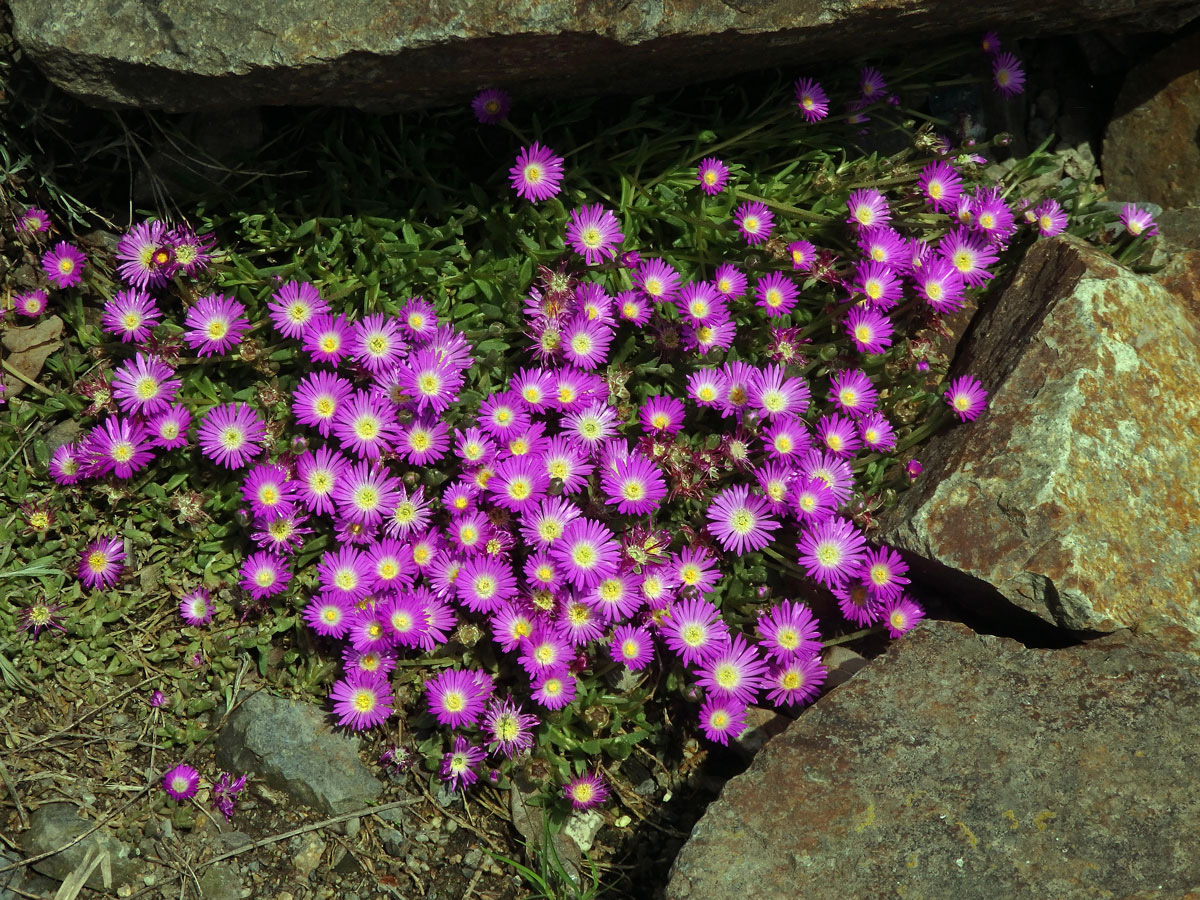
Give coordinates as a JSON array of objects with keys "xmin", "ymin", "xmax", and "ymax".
[
  {"xmin": 380, "ymin": 827, "xmax": 405, "ymax": 857},
  {"xmin": 463, "ymin": 848, "xmax": 483, "ymax": 869},
  {"xmin": 292, "ymin": 834, "xmax": 326, "ymax": 879}
]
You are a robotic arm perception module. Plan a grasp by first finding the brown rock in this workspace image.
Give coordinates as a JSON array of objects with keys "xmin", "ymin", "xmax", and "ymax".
[
  {"xmin": 1104, "ymin": 30, "xmax": 1200, "ymax": 208},
  {"xmin": 10, "ymin": 0, "xmax": 1200, "ymax": 113},
  {"xmin": 879, "ymin": 235, "xmax": 1200, "ymax": 636},
  {"xmin": 1, "ymin": 315, "xmax": 63, "ymax": 399},
  {"xmin": 667, "ymin": 621, "xmax": 1200, "ymax": 900}
]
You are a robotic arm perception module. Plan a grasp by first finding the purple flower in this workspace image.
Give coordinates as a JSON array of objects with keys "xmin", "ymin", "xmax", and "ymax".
[
  {"xmin": 845, "ymin": 306, "xmax": 893, "ymax": 355},
  {"xmin": 551, "ymin": 517, "xmax": 620, "ymax": 590},
  {"xmin": 661, "ymin": 597, "xmax": 729, "ymax": 667},
  {"xmin": 566, "ymin": 203, "xmax": 624, "ymax": 266},
  {"xmin": 303, "ymin": 594, "xmax": 352, "ymax": 638},
  {"xmin": 1034, "ymin": 199, "xmax": 1068, "ymax": 238},
  {"xmin": 483, "ymin": 697, "xmax": 539, "ymax": 759},
  {"xmin": 116, "ymin": 220, "xmax": 172, "ymax": 290},
  {"xmin": 754, "ymin": 271, "xmax": 799, "ymax": 317},
  {"xmin": 858, "ymin": 226, "xmax": 907, "ymax": 268},
  {"xmin": 15, "ymin": 290, "xmax": 47, "ymax": 317},
  {"xmin": 510, "ymin": 142, "xmax": 565, "ymax": 202},
  {"xmin": 706, "ymin": 485, "xmax": 780, "ymax": 555},
  {"xmin": 91, "ymin": 416, "xmax": 154, "ymax": 479},
  {"xmin": 600, "ymin": 452, "xmax": 667, "ymax": 516},
  {"xmin": 333, "ymin": 460, "xmax": 401, "ymax": 527},
  {"xmin": 915, "ymin": 258, "xmax": 966, "ymax": 314},
  {"xmin": 42, "ymin": 242, "xmax": 86, "ymax": 289},
  {"xmin": 751, "ymin": 365, "xmax": 810, "ymax": 420},
  {"xmin": 796, "ymin": 517, "xmax": 867, "ymax": 590},
  {"xmin": 610, "ymin": 623, "xmax": 655, "ymax": 670},
  {"xmin": 183, "ymin": 294, "xmax": 250, "ymax": 357},
  {"xmin": 945, "ymin": 374, "xmax": 988, "ymax": 422},
  {"xmin": 330, "ymin": 671, "xmax": 393, "ymax": 730},
  {"xmin": 973, "ymin": 188, "xmax": 1016, "ymax": 244},
  {"xmin": 517, "ymin": 623, "xmax": 572, "ymax": 677},
  {"xmin": 787, "ymin": 240, "xmax": 816, "ymax": 271},
  {"xmin": 561, "ymin": 316, "xmax": 614, "ymax": 370},
  {"xmin": 240, "ymin": 552, "xmax": 291, "ymax": 599},
  {"xmin": 332, "ymin": 391, "xmax": 400, "ymax": 460},
  {"xmin": 351, "ymin": 313, "xmax": 408, "ymax": 376},
  {"xmin": 148, "ymin": 405, "xmax": 191, "ymax": 450},
  {"xmin": 762, "ymin": 415, "xmax": 811, "ymax": 461},
  {"xmin": 698, "ymin": 698, "xmax": 746, "ymax": 745},
  {"xmin": 268, "ymin": 281, "xmax": 328, "ymax": 338},
  {"xmin": 695, "ymin": 634, "xmax": 768, "ymax": 705},
  {"xmin": 712, "ymin": 262, "xmax": 747, "ymax": 298},
  {"xmin": 697, "ymin": 157, "xmax": 730, "ymax": 195},
  {"xmin": 471, "ymin": 88, "xmax": 510, "ymax": 124},
  {"xmin": 102, "ymin": 290, "xmax": 161, "ymax": 343},
  {"xmin": 859, "ymin": 67, "xmax": 887, "ymax": 100},
  {"xmin": 794, "ymin": 77, "xmax": 828, "ymax": 123},
  {"xmin": 427, "ymin": 668, "xmax": 491, "ymax": 729},
  {"xmin": 884, "ymin": 595, "xmax": 926, "ymax": 637},
  {"xmin": 757, "ymin": 599, "xmax": 821, "ymax": 661},
  {"xmin": 1119, "ymin": 204, "xmax": 1158, "ymax": 238},
  {"xmin": 302, "ymin": 313, "xmax": 352, "ymax": 366},
  {"xmin": 847, "ymin": 189, "xmax": 890, "ymax": 229},
  {"xmin": 816, "ymin": 412, "xmax": 863, "ymax": 458},
  {"xmin": 402, "ymin": 348, "xmax": 466, "ymax": 415},
  {"xmin": 853, "ymin": 260, "xmax": 902, "ymax": 309},
  {"xmin": 563, "ymin": 772, "xmax": 610, "ymax": 809},
  {"xmin": 296, "ymin": 446, "xmax": 348, "ymax": 516},
  {"xmin": 640, "ymin": 395, "xmax": 686, "ymax": 434},
  {"xmin": 19, "ymin": 600, "xmax": 66, "ymax": 638},
  {"xmin": 79, "ymin": 537, "xmax": 125, "ymax": 590},
  {"xmin": 858, "ymin": 411, "xmax": 896, "ymax": 452},
  {"xmin": 765, "ymin": 655, "xmax": 827, "ymax": 707},
  {"xmin": 734, "ymin": 201, "xmax": 774, "ymax": 246},
  {"xmin": 674, "ymin": 545, "xmax": 720, "ymax": 593},
  {"xmin": 939, "ymin": 227, "xmax": 998, "ymax": 287},
  {"xmin": 242, "ymin": 464, "xmax": 297, "ymax": 522},
  {"xmin": 210, "ymin": 772, "xmax": 248, "ymax": 821},
  {"xmin": 531, "ymin": 670, "xmax": 577, "ymax": 711},
  {"xmin": 197, "ymin": 403, "xmax": 266, "ymax": 470},
  {"xmin": 112, "ymin": 353, "xmax": 180, "ymax": 416},
  {"xmin": 861, "ymin": 545, "xmax": 911, "ymax": 602},
  {"xmin": 179, "ymin": 588, "xmax": 214, "ymax": 626},
  {"xmin": 442, "ymin": 736, "xmax": 486, "ymax": 792},
  {"xmin": 918, "ymin": 161, "xmax": 963, "ymax": 213},
  {"xmin": 788, "ymin": 474, "xmax": 837, "ymax": 523},
  {"xmin": 634, "ymin": 258, "xmax": 682, "ymax": 303},
  {"xmin": 163, "ymin": 764, "xmax": 200, "ymax": 801},
  {"xmin": 17, "ymin": 207, "xmax": 49, "ymax": 233},
  {"xmin": 166, "ymin": 224, "xmax": 215, "ymax": 277},
  {"xmin": 992, "ymin": 51, "xmax": 1026, "ymax": 97},
  {"xmin": 828, "ymin": 369, "xmax": 877, "ymax": 419},
  {"xmin": 458, "ymin": 554, "xmax": 519, "ymax": 614}
]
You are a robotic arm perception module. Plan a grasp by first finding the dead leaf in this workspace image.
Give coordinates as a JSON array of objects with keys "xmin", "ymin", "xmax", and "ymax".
[{"xmin": 2, "ymin": 315, "xmax": 64, "ymax": 398}]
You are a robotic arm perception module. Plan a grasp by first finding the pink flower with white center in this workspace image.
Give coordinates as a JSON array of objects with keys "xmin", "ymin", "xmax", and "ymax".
[
  {"xmin": 332, "ymin": 391, "xmax": 400, "ymax": 460},
  {"xmin": 794, "ymin": 77, "xmax": 828, "ymax": 122},
  {"xmin": 884, "ymin": 595, "xmax": 926, "ymax": 638},
  {"xmin": 566, "ymin": 203, "xmax": 624, "ymax": 266},
  {"xmin": 917, "ymin": 161, "xmax": 963, "ymax": 213},
  {"xmin": 91, "ymin": 416, "xmax": 154, "ymax": 479},
  {"xmin": 705, "ymin": 485, "xmax": 780, "ymax": 555},
  {"xmin": 847, "ymin": 189, "xmax": 890, "ymax": 229},
  {"xmin": 268, "ymin": 281, "xmax": 328, "ymax": 338},
  {"xmin": 828, "ymin": 369, "xmax": 878, "ymax": 419},
  {"xmin": 815, "ymin": 413, "xmax": 863, "ymax": 458},
  {"xmin": 610, "ymin": 623, "xmax": 655, "ymax": 670},
  {"xmin": 634, "ymin": 258, "xmax": 682, "ymax": 303},
  {"xmin": 239, "ymin": 552, "xmax": 291, "ymax": 599},
  {"xmin": 102, "ymin": 289, "xmax": 162, "ymax": 343},
  {"xmin": 696, "ymin": 634, "xmax": 768, "ymax": 705},
  {"xmin": 939, "ymin": 227, "xmax": 998, "ymax": 287},
  {"xmin": 112, "ymin": 354, "xmax": 179, "ymax": 416},
  {"xmin": 183, "ymin": 294, "xmax": 250, "ymax": 357},
  {"xmin": 551, "ymin": 517, "xmax": 620, "ymax": 590},
  {"xmin": 796, "ymin": 517, "xmax": 867, "ymax": 590},
  {"xmin": 600, "ymin": 453, "xmax": 667, "ymax": 516},
  {"xmin": 698, "ymin": 697, "xmax": 746, "ymax": 746},
  {"xmin": 302, "ymin": 313, "xmax": 352, "ymax": 366},
  {"xmin": 734, "ymin": 201, "xmax": 774, "ymax": 246},
  {"xmin": 517, "ymin": 623, "xmax": 572, "ymax": 677},
  {"xmin": 756, "ymin": 599, "xmax": 821, "ymax": 661},
  {"xmin": 510, "ymin": 142, "xmax": 564, "ymax": 202},
  {"xmin": 457, "ymin": 555, "xmax": 518, "ymax": 614},
  {"xmin": 861, "ymin": 545, "xmax": 911, "ymax": 602},
  {"xmin": 696, "ymin": 157, "xmax": 730, "ymax": 195},
  {"xmin": 750, "ymin": 365, "xmax": 810, "ymax": 420},
  {"xmin": 79, "ymin": 536, "xmax": 125, "ymax": 590},
  {"xmin": 853, "ymin": 260, "xmax": 902, "ymax": 309},
  {"xmin": 660, "ymin": 597, "xmax": 730, "ymax": 667},
  {"xmin": 351, "ymin": 314, "xmax": 407, "ymax": 376},
  {"xmin": 242, "ymin": 464, "xmax": 297, "ymax": 522},
  {"xmin": 329, "ymin": 671, "xmax": 393, "ymax": 731},
  {"xmin": 844, "ymin": 305, "xmax": 893, "ymax": 355},
  {"xmin": 754, "ymin": 271, "xmax": 799, "ymax": 317},
  {"xmin": 42, "ymin": 241, "xmax": 86, "ymax": 289},
  {"xmin": 915, "ymin": 258, "xmax": 966, "ymax": 314},
  {"xmin": 332, "ymin": 460, "xmax": 401, "ymax": 526},
  {"xmin": 944, "ymin": 375, "xmax": 988, "ymax": 422},
  {"xmin": 765, "ymin": 655, "xmax": 827, "ymax": 707}
]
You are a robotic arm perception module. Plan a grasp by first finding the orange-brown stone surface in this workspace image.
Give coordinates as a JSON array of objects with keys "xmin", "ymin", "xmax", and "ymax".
[
  {"xmin": 668, "ymin": 621, "xmax": 1200, "ymax": 900},
  {"xmin": 880, "ymin": 235, "xmax": 1200, "ymax": 636}
]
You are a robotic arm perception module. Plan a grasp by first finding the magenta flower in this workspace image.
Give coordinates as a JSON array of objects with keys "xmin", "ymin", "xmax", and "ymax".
[
  {"xmin": 42, "ymin": 241, "xmax": 86, "ymax": 289},
  {"xmin": 537, "ymin": 436, "xmax": 593, "ymax": 495},
  {"xmin": 427, "ymin": 668, "xmax": 490, "ymax": 729},
  {"xmin": 754, "ymin": 271, "xmax": 799, "ymax": 317},
  {"xmin": 458, "ymin": 555, "xmax": 519, "ymax": 613},
  {"xmin": 1119, "ymin": 204, "xmax": 1158, "ymax": 238},
  {"xmin": 562, "ymin": 316, "xmax": 614, "ymax": 370},
  {"xmin": 751, "ymin": 365, "xmax": 810, "ymax": 420},
  {"xmin": 472, "ymin": 88, "xmax": 510, "ymax": 123},
  {"xmin": 517, "ymin": 623, "xmax": 572, "ymax": 677},
  {"xmin": 853, "ymin": 260, "xmax": 902, "ymax": 309},
  {"xmin": 112, "ymin": 353, "xmax": 180, "ymax": 416},
  {"xmin": 79, "ymin": 536, "xmax": 125, "ymax": 590},
  {"xmin": 981, "ymin": 30, "xmax": 1002, "ymax": 53},
  {"xmin": 268, "ymin": 281, "xmax": 328, "ymax": 338},
  {"xmin": 179, "ymin": 589, "xmax": 214, "ymax": 626},
  {"xmin": 796, "ymin": 517, "xmax": 867, "ymax": 590},
  {"xmin": 686, "ymin": 369, "xmax": 723, "ymax": 407},
  {"xmin": 566, "ymin": 203, "xmax": 623, "ymax": 266},
  {"xmin": 845, "ymin": 305, "xmax": 893, "ymax": 355},
  {"xmin": 695, "ymin": 634, "xmax": 768, "ymax": 706},
  {"xmin": 698, "ymin": 698, "xmax": 746, "ymax": 746},
  {"xmin": 563, "ymin": 772, "xmax": 610, "ymax": 810},
  {"xmin": 210, "ymin": 772, "xmax": 248, "ymax": 821},
  {"xmin": 441, "ymin": 736, "xmax": 486, "ymax": 792},
  {"xmin": 17, "ymin": 207, "xmax": 49, "ymax": 233},
  {"xmin": 330, "ymin": 671, "xmax": 393, "ymax": 731},
  {"xmin": 915, "ymin": 258, "xmax": 966, "ymax": 314},
  {"xmin": 600, "ymin": 453, "xmax": 667, "ymax": 516},
  {"xmin": 296, "ymin": 446, "xmax": 347, "ymax": 516},
  {"xmin": 836, "ymin": 581, "xmax": 885, "ymax": 626},
  {"xmin": 197, "ymin": 403, "xmax": 266, "ymax": 470},
  {"xmin": 532, "ymin": 671, "xmax": 577, "ymax": 711},
  {"xmin": 858, "ymin": 411, "xmax": 896, "ymax": 452},
  {"xmin": 762, "ymin": 415, "xmax": 811, "ymax": 461},
  {"xmin": 816, "ymin": 412, "xmax": 863, "ymax": 458},
  {"xmin": 510, "ymin": 142, "xmax": 564, "ymax": 202},
  {"xmin": 332, "ymin": 391, "xmax": 400, "ymax": 460},
  {"xmin": 166, "ymin": 224, "xmax": 214, "ymax": 277},
  {"xmin": 116, "ymin": 220, "xmax": 171, "ymax": 290},
  {"xmin": 483, "ymin": 697, "xmax": 539, "ymax": 759},
  {"xmin": 49, "ymin": 443, "xmax": 84, "ymax": 485},
  {"xmin": 15, "ymin": 290, "xmax": 47, "ymax": 317},
  {"xmin": 397, "ymin": 416, "xmax": 449, "ymax": 466},
  {"xmin": 858, "ymin": 227, "xmax": 907, "ymax": 268},
  {"xmin": 847, "ymin": 189, "xmax": 890, "ymax": 229},
  {"xmin": 163, "ymin": 764, "xmax": 200, "ymax": 801},
  {"xmin": 91, "ymin": 416, "xmax": 154, "ymax": 479},
  {"xmin": 992, "ymin": 51, "xmax": 1025, "ymax": 97},
  {"xmin": 696, "ymin": 157, "xmax": 730, "ymax": 195},
  {"xmin": 757, "ymin": 599, "xmax": 821, "ymax": 661},
  {"xmin": 552, "ymin": 517, "xmax": 620, "ymax": 590},
  {"xmin": 561, "ymin": 400, "xmax": 618, "ymax": 451},
  {"xmin": 478, "ymin": 391, "xmax": 530, "ymax": 439},
  {"xmin": 380, "ymin": 593, "xmax": 427, "ymax": 648},
  {"xmin": 332, "ymin": 460, "xmax": 401, "ymax": 527},
  {"xmin": 147, "ymin": 405, "xmax": 190, "ymax": 451},
  {"xmin": 293, "ymin": 371, "xmax": 353, "ymax": 438},
  {"xmin": 1034, "ymin": 199, "xmax": 1068, "ymax": 238},
  {"xmin": 765, "ymin": 655, "xmax": 827, "ymax": 707},
  {"xmin": 945, "ymin": 374, "xmax": 988, "ymax": 422},
  {"xmin": 918, "ymin": 161, "xmax": 963, "ymax": 212},
  {"xmin": 634, "ymin": 257, "xmax": 682, "ymax": 303},
  {"xmin": 610, "ymin": 623, "xmax": 655, "ymax": 670},
  {"xmin": 859, "ymin": 67, "xmax": 887, "ymax": 100},
  {"xmin": 788, "ymin": 474, "xmax": 838, "ymax": 522},
  {"xmin": 184, "ymin": 294, "xmax": 250, "ymax": 357},
  {"xmin": 793, "ymin": 77, "xmax": 828, "ymax": 123},
  {"xmin": 674, "ymin": 545, "xmax": 720, "ymax": 593},
  {"xmin": 242, "ymin": 464, "xmax": 296, "ymax": 522},
  {"xmin": 939, "ymin": 227, "xmax": 998, "ymax": 287},
  {"xmin": 351, "ymin": 313, "xmax": 408, "ymax": 376},
  {"xmin": 861, "ymin": 545, "xmax": 911, "ymax": 602},
  {"xmin": 706, "ymin": 485, "xmax": 780, "ymax": 555},
  {"xmin": 661, "ymin": 597, "xmax": 729, "ymax": 667},
  {"xmin": 828, "ymin": 369, "xmax": 878, "ymax": 419},
  {"xmin": 676, "ymin": 281, "xmax": 725, "ymax": 324},
  {"xmin": 519, "ymin": 495, "xmax": 582, "ymax": 547},
  {"xmin": 102, "ymin": 290, "xmax": 162, "ymax": 343},
  {"xmin": 303, "ymin": 594, "xmax": 352, "ymax": 638},
  {"xmin": 640, "ymin": 395, "xmax": 686, "ymax": 434},
  {"xmin": 402, "ymin": 348, "xmax": 465, "ymax": 415},
  {"xmin": 302, "ymin": 313, "xmax": 352, "ymax": 366},
  {"xmin": 973, "ymin": 188, "xmax": 1015, "ymax": 244},
  {"xmin": 884, "ymin": 595, "xmax": 926, "ymax": 638},
  {"xmin": 615, "ymin": 289, "xmax": 652, "ymax": 325},
  {"xmin": 786, "ymin": 240, "xmax": 816, "ymax": 272},
  {"xmin": 802, "ymin": 449, "xmax": 855, "ymax": 506},
  {"xmin": 734, "ymin": 201, "xmax": 774, "ymax": 246},
  {"xmin": 240, "ymin": 552, "xmax": 291, "ymax": 599}
]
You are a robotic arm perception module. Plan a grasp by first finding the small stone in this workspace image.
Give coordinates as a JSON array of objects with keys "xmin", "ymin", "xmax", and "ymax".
[
  {"xmin": 291, "ymin": 834, "xmax": 325, "ymax": 880},
  {"xmin": 379, "ymin": 827, "xmax": 405, "ymax": 857},
  {"xmin": 463, "ymin": 848, "xmax": 482, "ymax": 869},
  {"xmin": 23, "ymin": 803, "xmax": 144, "ymax": 892},
  {"xmin": 197, "ymin": 863, "xmax": 242, "ymax": 900}
]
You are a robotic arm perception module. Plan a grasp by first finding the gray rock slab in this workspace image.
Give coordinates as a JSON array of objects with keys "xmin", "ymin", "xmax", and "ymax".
[
  {"xmin": 215, "ymin": 691, "xmax": 382, "ymax": 815},
  {"xmin": 10, "ymin": 0, "xmax": 1200, "ymax": 112},
  {"xmin": 22, "ymin": 803, "xmax": 143, "ymax": 893},
  {"xmin": 668, "ymin": 620, "xmax": 1200, "ymax": 900}
]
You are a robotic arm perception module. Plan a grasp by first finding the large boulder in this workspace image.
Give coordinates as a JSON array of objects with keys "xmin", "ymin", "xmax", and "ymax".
[
  {"xmin": 879, "ymin": 235, "xmax": 1200, "ymax": 637},
  {"xmin": 668, "ymin": 620, "xmax": 1200, "ymax": 900},
  {"xmin": 10, "ymin": 0, "xmax": 1200, "ymax": 112},
  {"xmin": 1104, "ymin": 30, "xmax": 1200, "ymax": 208}
]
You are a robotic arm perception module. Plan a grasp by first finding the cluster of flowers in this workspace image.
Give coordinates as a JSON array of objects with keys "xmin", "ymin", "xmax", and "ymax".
[{"xmin": 161, "ymin": 762, "xmax": 247, "ymax": 820}]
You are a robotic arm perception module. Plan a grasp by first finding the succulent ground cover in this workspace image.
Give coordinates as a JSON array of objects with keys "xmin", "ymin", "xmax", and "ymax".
[{"xmin": 0, "ymin": 22, "xmax": 1158, "ymax": 900}]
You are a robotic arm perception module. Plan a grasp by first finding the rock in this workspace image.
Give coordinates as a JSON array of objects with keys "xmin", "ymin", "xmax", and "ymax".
[
  {"xmin": 197, "ymin": 862, "xmax": 243, "ymax": 900},
  {"xmin": 215, "ymin": 691, "xmax": 383, "ymax": 815},
  {"xmin": 22, "ymin": 802, "xmax": 144, "ymax": 893},
  {"xmin": 1104, "ymin": 30, "xmax": 1200, "ymax": 208},
  {"xmin": 291, "ymin": 834, "xmax": 325, "ymax": 880},
  {"xmin": 731, "ymin": 705, "xmax": 792, "ymax": 757},
  {"xmin": 10, "ymin": 0, "xmax": 1200, "ymax": 113},
  {"xmin": 820, "ymin": 645, "xmax": 869, "ymax": 690},
  {"xmin": 667, "ymin": 620, "xmax": 1200, "ymax": 900},
  {"xmin": 1, "ymin": 316, "xmax": 63, "ymax": 400},
  {"xmin": 879, "ymin": 235, "xmax": 1200, "ymax": 637}
]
